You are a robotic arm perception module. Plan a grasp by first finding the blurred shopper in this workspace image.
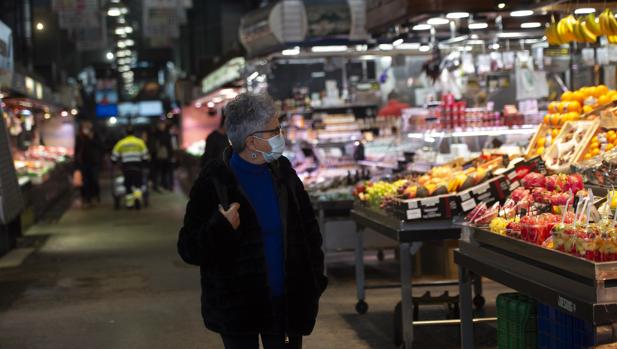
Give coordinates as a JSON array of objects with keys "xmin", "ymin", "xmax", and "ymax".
[
  {"xmin": 378, "ymin": 91, "xmax": 410, "ymax": 117},
  {"xmin": 74, "ymin": 121, "xmax": 103, "ymax": 207},
  {"xmin": 200, "ymin": 110, "xmax": 229, "ymax": 167},
  {"xmin": 151, "ymin": 120, "xmax": 175, "ymax": 192},
  {"xmin": 178, "ymin": 93, "xmax": 327, "ymax": 349},
  {"xmin": 111, "ymin": 126, "xmax": 150, "ymax": 208}
]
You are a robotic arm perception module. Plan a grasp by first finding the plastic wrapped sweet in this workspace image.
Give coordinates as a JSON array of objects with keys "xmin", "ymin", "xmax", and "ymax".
[
  {"xmin": 521, "ymin": 172, "xmax": 546, "ymax": 189},
  {"xmin": 465, "ymin": 202, "xmax": 487, "ymax": 223},
  {"xmin": 473, "ymin": 202, "xmax": 501, "ymax": 225}
]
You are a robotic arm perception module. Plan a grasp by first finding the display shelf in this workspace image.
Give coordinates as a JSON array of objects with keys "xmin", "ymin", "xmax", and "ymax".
[
  {"xmin": 457, "ymin": 226, "xmax": 617, "ymax": 349},
  {"xmin": 406, "ymin": 125, "xmax": 538, "ymax": 140}
]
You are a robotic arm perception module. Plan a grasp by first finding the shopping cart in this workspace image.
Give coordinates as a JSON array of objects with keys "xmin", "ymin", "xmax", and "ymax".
[{"xmin": 111, "ymin": 165, "xmax": 150, "ymax": 210}]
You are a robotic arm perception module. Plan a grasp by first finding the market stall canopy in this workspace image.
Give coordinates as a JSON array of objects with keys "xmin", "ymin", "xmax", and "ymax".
[{"xmin": 239, "ymin": 0, "xmax": 368, "ymax": 58}]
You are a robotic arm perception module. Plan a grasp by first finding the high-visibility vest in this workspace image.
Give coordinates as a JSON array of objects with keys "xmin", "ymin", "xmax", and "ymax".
[{"xmin": 111, "ymin": 135, "xmax": 150, "ymax": 164}]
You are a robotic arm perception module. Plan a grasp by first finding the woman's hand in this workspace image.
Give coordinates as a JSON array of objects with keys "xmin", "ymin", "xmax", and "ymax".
[{"xmin": 219, "ymin": 203, "xmax": 240, "ymax": 230}]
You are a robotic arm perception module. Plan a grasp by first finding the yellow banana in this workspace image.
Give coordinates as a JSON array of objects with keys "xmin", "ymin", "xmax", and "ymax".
[
  {"xmin": 580, "ymin": 20, "xmax": 597, "ymax": 43},
  {"xmin": 600, "ymin": 9, "xmax": 612, "ymax": 35},
  {"xmin": 609, "ymin": 35, "xmax": 617, "ymax": 44},
  {"xmin": 586, "ymin": 13, "xmax": 602, "ymax": 36},
  {"xmin": 572, "ymin": 19, "xmax": 584, "ymax": 42},
  {"xmin": 565, "ymin": 15, "xmax": 578, "ymax": 41},
  {"xmin": 608, "ymin": 10, "xmax": 617, "ymax": 35}
]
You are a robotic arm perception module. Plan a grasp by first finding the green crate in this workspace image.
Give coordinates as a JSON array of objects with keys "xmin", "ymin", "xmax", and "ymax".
[{"xmin": 497, "ymin": 293, "xmax": 537, "ymax": 349}]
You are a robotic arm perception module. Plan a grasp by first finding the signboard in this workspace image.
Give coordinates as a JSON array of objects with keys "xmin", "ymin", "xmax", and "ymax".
[
  {"xmin": 201, "ymin": 57, "xmax": 245, "ymax": 94},
  {"xmin": 305, "ymin": 0, "xmax": 351, "ymax": 38},
  {"xmin": 0, "ymin": 20, "xmax": 13, "ymax": 73},
  {"xmin": 95, "ymin": 79, "xmax": 118, "ymax": 118}
]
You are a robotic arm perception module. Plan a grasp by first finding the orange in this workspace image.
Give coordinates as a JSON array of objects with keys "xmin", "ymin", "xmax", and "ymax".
[
  {"xmin": 597, "ymin": 85, "xmax": 609, "ymax": 96},
  {"xmin": 548, "ymin": 102, "xmax": 559, "ymax": 113},
  {"xmin": 561, "ymin": 91, "xmax": 573, "ymax": 101},
  {"xmin": 592, "ymin": 135, "xmax": 599, "ymax": 143},
  {"xmin": 551, "ymin": 129, "xmax": 559, "ymax": 138},
  {"xmin": 598, "ymin": 94, "xmax": 610, "ymax": 106},
  {"xmin": 544, "ymin": 114, "xmax": 551, "ymax": 124},
  {"xmin": 536, "ymin": 146, "xmax": 545, "ymax": 155},
  {"xmin": 591, "ymin": 141, "xmax": 600, "ymax": 149},
  {"xmin": 584, "ymin": 153, "xmax": 592, "ymax": 160},
  {"xmin": 537, "ymin": 137, "xmax": 546, "ymax": 147},
  {"xmin": 591, "ymin": 148, "xmax": 601, "ymax": 156},
  {"xmin": 583, "ymin": 105, "xmax": 593, "ymax": 114},
  {"xmin": 607, "ymin": 143, "xmax": 614, "ymax": 151},
  {"xmin": 573, "ymin": 91, "xmax": 585, "ymax": 104},
  {"xmin": 567, "ymin": 101, "xmax": 581, "ymax": 113},
  {"xmin": 590, "ymin": 86, "xmax": 602, "ymax": 98},
  {"xmin": 557, "ymin": 102, "xmax": 566, "ymax": 113},
  {"xmin": 550, "ymin": 114, "xmax": 560, "ymax": 126},
  {"xmin": 608, "ymin": 130, "xmax": 616, "ymax": 141}
]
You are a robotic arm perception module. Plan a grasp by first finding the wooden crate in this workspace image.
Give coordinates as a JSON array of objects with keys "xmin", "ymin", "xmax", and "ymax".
[
  {"xmin": 525, "ymin": 123, "xmax": 551, "ymax": 158},
  {"xmin": 542, "ymin": 120, "xmax": 599, "ymax": 173}
]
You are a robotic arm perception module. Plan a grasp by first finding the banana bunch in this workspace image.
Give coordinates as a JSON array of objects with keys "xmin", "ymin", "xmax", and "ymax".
[
  {"xmin": 547, "ymin": 13, "xmax": 602, "ymax": 45},
  {"xmin": 599, "ymin": 9, "xmax": 617, "ymax": 36}
]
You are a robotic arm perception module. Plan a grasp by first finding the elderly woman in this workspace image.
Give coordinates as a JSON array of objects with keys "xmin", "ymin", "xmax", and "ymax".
[{"xmin": 178, "ymin": 93, "xmax": 327, "ymax": 349}]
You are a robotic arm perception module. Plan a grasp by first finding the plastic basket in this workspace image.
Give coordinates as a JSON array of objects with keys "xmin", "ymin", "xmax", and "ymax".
[
  {"xmin": 497, "ymin": 293, "xmax": 537, "ymax": 349},
  {"xmin": 537, "ymin": 303, "xmax": 594, "ymax": 349}
]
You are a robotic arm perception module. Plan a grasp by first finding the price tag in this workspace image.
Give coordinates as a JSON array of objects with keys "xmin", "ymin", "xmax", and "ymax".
[
  {"xmin": 461, "ymin": 198, "xmax": 477, "ymax": 212},
  {"xmin": 597, "ymin": 47, "xmax": 609, "ymax": 65},
  {"xmin": 406, "ymin": 209, "xmax": 422, "ymax": 220},
  {"xmin": 509, "ymin": 181, "xmax": 521, "ymax": 191},
  {"xmin": 407, "ymin": 200, "xmax": 419, "ymax": 209},
  {"xmin": 421, "ymin": 197, "xmax": 439, "ymax": 206},
  {"xmin": 609, "ymin": 45, "xmax": 617, "ymax": 63},
  {"xmin": 472, "ymin": 182, "xmax": 490, "ymax": 195},
  {"xmin": 459, "ymin": 190, "xmax": 472, "ymax": 201}
]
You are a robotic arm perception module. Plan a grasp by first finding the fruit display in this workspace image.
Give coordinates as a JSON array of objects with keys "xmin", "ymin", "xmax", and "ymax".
[
  {"xmin": 543, "ymin": 120, "xmax": 599, "ymax": 172},
  {"xmin": 544, "ymin": 86, "xmax": 616, "ymax": 127},
  {"xmin": 545, "ymin": 10, "xmax": 617, "ymax": 46},
  {"xmin": 354, "ymin": 156, "xmax": 508, "ymax": 208},
  {"xmin": 581, "ymin": 130, "xmax": 617, "ymax": 160},
  {"xmin": 573, "ymin": 144, "xmax": 617, "ymax": 186}
]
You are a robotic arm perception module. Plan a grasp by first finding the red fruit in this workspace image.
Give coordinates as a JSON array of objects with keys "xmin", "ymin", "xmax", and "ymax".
[
  {"xmin": 545, "ymin": 175, "xmax": 557, "ymax": 191},
  {"xmin": 511, "ymin": 187, "xmax": 530, "ymax": 202},
  {"xmin": 521, "ymin": 172, "xmax": 546, "ymax": 189},
  {"xmin": 532, "ymin": 188, "xmax": 550, "ymax": 204},
  {"xmin": 550, "ymin": 192, "xmax": 570, "ymax": 206},
  {"xmin": 565, "ymin": 174, "xmax": 584, "ymax": 194}
]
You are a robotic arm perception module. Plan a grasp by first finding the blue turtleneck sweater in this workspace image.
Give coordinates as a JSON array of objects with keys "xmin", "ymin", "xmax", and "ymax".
[{"xmin": 230, "ymin": 152, "xmax": 284, "ymax": 297}]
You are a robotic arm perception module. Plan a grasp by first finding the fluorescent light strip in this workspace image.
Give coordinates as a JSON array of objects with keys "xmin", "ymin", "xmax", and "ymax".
[
  {"xmin": 427, "ymin": 17, "xmax": 450, "ymax": 25},
  {"xmin": 574, "ymin": 8, "xmax": 595, "ymax": 14},
  {"xmin": 521, "ymin": 22, "xmax": 541, "ymax": 28},
  {"xmin": 396, "ymin": 43, "xmax": 421, "ymax": 50},
  {"xmin": 392, "ymin": 38, "xmax": 404, "ymax": 47},
  {"xmin": 378, "ymin": 44, "xmax": 394, "ymax": 50},
  {"xmin": 510, "ymin": 10, "xmax": 533, "ymax": 17},
  {"xmin": 311, "ymin": 45, "xmax": 348, "ymax": 53},
  {"xmin": 281, "ymin": 46, "xmax": 300, "ymax": 56},
  {"xmin": 469, "ymin": 22, "xmax": 488, "ymax": 29},
  {"xmin": 446, "ymin": 12, "xmax": 469, "ymax": 19},
  {"xmin": 413, "ymin": 24, "xmax": 432, "ymax": 31}
]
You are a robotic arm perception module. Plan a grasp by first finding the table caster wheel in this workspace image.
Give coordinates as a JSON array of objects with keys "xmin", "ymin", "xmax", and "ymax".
[
  {"xmin": 377, "ymin": 249, "xmax": 385, "ymax": 261},
  {"xmin": 356, "ymin": 300, "xmax": 368, "ymax": 314},
  {"xmin": 473, "ymin": 295, "xmax": 485, "ymax": 309}
]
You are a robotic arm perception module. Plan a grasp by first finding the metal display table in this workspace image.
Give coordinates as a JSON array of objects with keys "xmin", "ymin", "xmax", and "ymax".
[
  {"xmin": 351, "ymin": 205, "xmax": 484, "ymax": 349},
  {"xmin": 313, "ymin": 199, "xmax": 355, "ymax": 275},
  {"xmin": 457, "ymin": 226, "xmax": 617, "ymax": 349}
]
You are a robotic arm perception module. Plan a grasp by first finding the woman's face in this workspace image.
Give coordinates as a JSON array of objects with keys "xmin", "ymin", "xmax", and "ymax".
[{"xmin": 249, "ymin": 115, "xmax": 281, "ymax": 153}]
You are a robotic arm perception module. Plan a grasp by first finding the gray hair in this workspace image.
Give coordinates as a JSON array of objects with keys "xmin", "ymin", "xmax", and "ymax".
[{"xmin": 223, "ymin": 93, "xmax": 276, "ymax": 152}]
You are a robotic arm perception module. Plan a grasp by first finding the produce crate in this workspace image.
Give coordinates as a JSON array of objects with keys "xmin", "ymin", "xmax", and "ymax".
[
  {"xmin": 496, "ymin": 293, "xmax": 537, "ymax": 349},
  {"xmin": 537, "ymin": 303, "xmax": 594, "ymax": 349},
  {"xmin": 543, "ymin": 120, "xmax": 599, "ymax": 173}
]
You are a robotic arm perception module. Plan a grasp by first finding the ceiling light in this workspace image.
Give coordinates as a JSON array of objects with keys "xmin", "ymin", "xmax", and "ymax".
[
  {"xmin": 392, "ymin": 38, "xmax": 404, "ymax": 46},
  {"xmin": 446, "ymin": 12, "xmax": 470, "ymax": 19},
  {"xmin": 412, "ymin": 24, "xmax": 432, "ymax": 30},
  {"xmin": 44, "ymin": 112, "xmax": 51, "ymax": 119},
  {"xmin": 118, "ymin": 66, "xmax": 130, "ymax": 72},
  {"xmin": 378, "ymin": 44, "xmax": 394, "ymax": 50},
  {"xmin": 574, "ymin": 8, "xmax": 595, "ymax": 14},
  {"xmin": 109, "ymin": 116, "xmax": 117, "ymax": 125},
  {"xmin": 106, "ymin": 51, "xmax": 114, "ymax": 60},
  {"xmin": 311, "ymin": 45, "xmax": 348, "ymax": 53},
  {"xmin": 60, "ymin": 110, "xmax": 68, "ymax": 117},
  {"xmin": 207, "ymin": 102, "xmax": 215, "ymax": 108},
  {"xmin": 35, "ymin": 22, "xmax": 44, "ymax": 31},
  {"xmin": 491, "ymin": 43, "xmax": 500, "ymax": 50},
  {"xmin": 117, "ymin": 41, "xmax": 126, "ymax": 48},
  {"xmin": 427, "ymin": 17, "xmax": 450, "ymax": 25},
  {"xmin": 123, "ymin": 26, "xmax": 133, "ymax": 34},
  {"xmin": 497, "ymin": 32, "xmax": 526, "ymax": 38},
  {"xmin": 120, "ymin": 7, "xmax": 128, "ymax": 14},
  {"xmin": 419, "ymin": 45, "xmax": 431, "ymax": 52},
  {"xmin": 468, "ymin": 39, "xmax": 485, "ymax": 45},
  {"xmin": 118, "ymin": 17, "xmax": 126, "ymax": 24},
  {"xmin": 510, "ymin": 10, "xmax": 533, "ymax": 17},
  {"xmin": 498, "ymin": 3, "xmax": 506, "ymax": 9},
  {"xmin": 281, "ymin": 46, "xmax": 300, "ymax": 56},
  {"xmin": 469, "ymin": 22, "xmax": 489, "ymax": 30},
  {"xmin": 107, "ymin": 8, "xmax": 121, "ymax": 16},
  {"xmin": 396, "ymin": 43, "xmax": 421, "ymax": 50},
  {"xmin": 122, "ymin": 71, "xmax": 134, "ymax": 77},
  {"xmin": 124, "ymin": 39, "xmax": 134, "ymax": 46},
  {"xmin": 70, "ymin": 108, "xmax": 78, "ymax": 115},
  {"xmin": 114, "ymin": 28, "xmax": 125, "ymax": 35},
  {"xmin": 520, "ymin": 22, "xmax": 541, "ymax": 28}
]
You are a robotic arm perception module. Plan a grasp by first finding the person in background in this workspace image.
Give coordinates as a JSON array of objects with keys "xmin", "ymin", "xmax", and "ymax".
[
  {"xmin": 151, "ymin": 120, "xmax": 174, "ymax": 192},
  {"xmin": 111, "ymin": 126, "xmax": 150, "ymax": 208},
  {"xmin": 74, "ymin": 121, "xmax": 103, "ymax": 207},
  {"xmin": 378, "ymin": 91, "xmax": 411, "ymax": 117},
  {"xmin": 200, "ymin": 110, "xmax": 229, "ymax": 167},
  {"xmin": 178, "ymin": 93, "xmax": 327, "ymax": 349}
]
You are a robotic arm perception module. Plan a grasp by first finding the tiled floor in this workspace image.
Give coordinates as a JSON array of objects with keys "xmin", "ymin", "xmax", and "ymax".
[{"xmin": 0, "ymin": 188, "xmax": 506, "ymax": 348}]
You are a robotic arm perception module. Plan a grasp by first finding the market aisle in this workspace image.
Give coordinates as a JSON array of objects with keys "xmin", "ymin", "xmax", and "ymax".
[{"xmin": 0, "ymin": 189, "xmax": 500, "ymax": 349}]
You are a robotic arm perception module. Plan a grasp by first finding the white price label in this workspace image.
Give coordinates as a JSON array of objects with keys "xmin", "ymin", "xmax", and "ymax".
[
  {"xmin": 460, "ymin": 190, "xmax": 471, "ymax": 201},
  {"xmin": 406, "ymin": 209, "xmax": 422, "ymax": 220},
  {"xmin": 472, "ymin": 182, "xmax": 490, "ymax": 195},
  {"xmin": 509, "ymin": 181, "xmax": 521, "ymax": 191},
  {"xmin": 461, "ymin": 198, "xmax": 477, "ymax": 212},
  {"xmin": 407, "ymin": 200, "xmax": 419, "ymax": 209},
  {"xmin": 421, "ymin": 197, "xmax": 439, "ymax": 206}
]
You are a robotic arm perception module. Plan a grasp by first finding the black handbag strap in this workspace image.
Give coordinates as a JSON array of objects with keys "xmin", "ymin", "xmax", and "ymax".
[{"xmin": 211, "ymin": 177, "xmax": 229, "ymax": 210}]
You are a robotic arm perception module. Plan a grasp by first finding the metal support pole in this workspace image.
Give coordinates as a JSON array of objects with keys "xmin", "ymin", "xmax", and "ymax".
[
  {"xmin": 400, "ymin": 242, "xmax": 414, "ymax": 348},
  {"xmin": 459, "ymin": 266, "xmax": 474, "ymax": 349},
  {"xmin": 355, "ymin": 224, "xmax": 366, "ymax": 305}
]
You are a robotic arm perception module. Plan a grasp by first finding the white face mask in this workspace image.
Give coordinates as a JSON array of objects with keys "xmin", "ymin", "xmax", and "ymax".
[{"xmin": 253, "ymin": 133, "xmax": 285, "ymax": 163}]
